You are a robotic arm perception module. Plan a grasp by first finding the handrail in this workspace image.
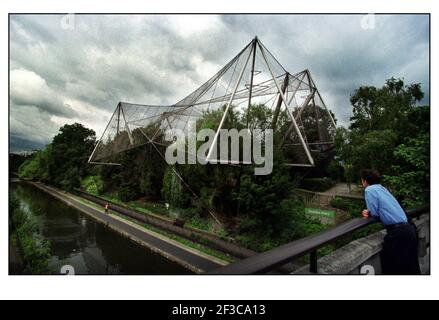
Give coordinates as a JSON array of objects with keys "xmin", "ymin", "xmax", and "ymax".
[
  {"xmin": 207, "ymin": 204, "xmax": 429, "ymax": 274},
  {"xmin": 295, "ymin": 188, "xmax": 364, "ymax": 200}
]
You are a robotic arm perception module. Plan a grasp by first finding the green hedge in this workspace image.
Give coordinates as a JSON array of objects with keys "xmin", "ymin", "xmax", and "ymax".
[
  {"xmin": 329, "ymin": 197, "xmax": 351, "ymax": 211},
  {"xmin": 330, "ymin": 196, "xmax": 365, "ymax": 219},
  {"xmin": 300, "ymin": 177, "xmax": 334, "ymax": 192},
  {"xmin": 81, "ymin": 175, "xmax": 104, "ymax": 195}
]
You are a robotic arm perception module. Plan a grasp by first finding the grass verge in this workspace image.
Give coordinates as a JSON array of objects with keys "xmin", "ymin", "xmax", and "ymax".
[{"xmin": 70, "ymin": 193, "xmax": 235, "ymax": 264}]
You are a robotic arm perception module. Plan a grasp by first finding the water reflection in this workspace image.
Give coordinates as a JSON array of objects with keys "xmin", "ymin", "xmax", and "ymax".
[{"xmin": 11, "ymin": 183, "xmax": 192, "ymax": 275}]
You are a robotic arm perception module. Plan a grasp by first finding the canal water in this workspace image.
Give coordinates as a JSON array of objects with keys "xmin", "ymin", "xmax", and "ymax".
[{"xmin": 11, "ymin": 182, "xmax": 192, "ymax": 275}]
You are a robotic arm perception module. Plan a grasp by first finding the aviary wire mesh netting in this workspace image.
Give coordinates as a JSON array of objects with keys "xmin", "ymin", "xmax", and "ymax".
[{"xmin": 88, "ymin": 37, "xmax": 337, "ymax": 166}]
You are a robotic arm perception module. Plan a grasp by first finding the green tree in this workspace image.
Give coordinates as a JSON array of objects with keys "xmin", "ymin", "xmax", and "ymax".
[
  {"xmin": 349, "ymin": 77, "xmax": 423, "ymax": 133},
  {"xmin": 19, "ymin": 123, "xmax": 96, "ymax": 191},
  {"xmin": 19, "ymin": 146, "xmax": 52, "ymax": 182},
  {"xmin": 49, "ymin": 123, "xmax": 96, "ymax": 190},
  {"xmin": 337, "ymin": 78, "xmax": 429, "ymax": 206}
]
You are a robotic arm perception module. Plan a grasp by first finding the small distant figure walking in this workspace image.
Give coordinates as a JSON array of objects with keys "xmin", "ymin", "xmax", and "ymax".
[{"xmin": 104, "ymin": 203, "xmax": 109, "ymax": 215}]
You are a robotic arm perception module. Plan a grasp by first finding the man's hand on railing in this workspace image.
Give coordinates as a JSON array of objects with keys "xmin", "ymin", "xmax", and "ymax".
[{"xmin": 362, "ymin": 209, "xmax": 370, "ymax": 218}]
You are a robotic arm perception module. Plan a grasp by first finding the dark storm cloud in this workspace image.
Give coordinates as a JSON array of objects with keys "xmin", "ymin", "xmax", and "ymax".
[
  {"xmin": 219, "ymin": 14, "xmax": 429, "ymax": 122},
  {"xmin": 9, "ymin": 136, "xmax": 47, "ymax": 153},
  {"xmin": 10, "ymin": 68, "xmax": 77, "ymax": 118},
  {"xmin": 9, "ymin": 14, "xmax": 429, "ymax": 151}
]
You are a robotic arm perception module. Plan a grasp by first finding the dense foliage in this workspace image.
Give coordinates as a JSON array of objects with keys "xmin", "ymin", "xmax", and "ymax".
[
  {"xmin": 336, "ymin": 78, "xmax": 429, "ymax": 208},
  {"xmin": 300, "ymin": 177, "xmax": 335, "ymax": 192},
  {"xmin": 9, "ymin": 153, "xmax": 32, "ymax": 174},
  {"xmin": 383, "ymin": 132, "xmax": 429, "ymax": 207},
  {"xmin": 19, "ymin": 123, "xmax": 96, "ymax": 190},
  {"xmin": 330, "ymin": 196, "xmax": 364, "ymax": 218},
  {"xmin": 9, "ymin": 194, "xmax": 51, "ymax": 274},
  {"xmin": 157, "ymin": 105, "xmax": 317, "ymax": 249}
]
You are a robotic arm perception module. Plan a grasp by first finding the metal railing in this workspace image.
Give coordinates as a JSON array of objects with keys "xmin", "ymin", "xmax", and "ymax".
[
  {"xmin": 295, "ymin": 188, "xmax": 364, "ymax": 208},
  {"xmin": 207, "ymin": 204, "xmax": 429, "ymax": 274}
]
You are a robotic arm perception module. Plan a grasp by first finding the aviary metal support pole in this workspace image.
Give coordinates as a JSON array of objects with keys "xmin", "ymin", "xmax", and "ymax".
[
  {"xmin": 116, "ymin": 104, "xmax": 121, "ymax": 135},
  {"xmin": 88, "ymin": 103, "xmax": 120, "ymax": 164},
  {"xmin": 177, "ymin": 39, "xmax": 254, "ymax": 107},
  {"xmin": 89, "ymin": 161, "xmax": 121, "ymax": 166},
  {"xmin": 281, "ymin": 88, "xmax": 315, "ymax": 146},
  {"xmin": 257, "ymin": 42, "xmax": 314, "ymax": 166},
  {"xmin": 287, "ymin": 72, "xmax": 307, "ymax": 106},
  {"xmin": 120, "ymin": 104, "xmax": 134, "ymax": 145},
  {"xmin": 271, "ymin": 73, "xmax": 290, "ymax": 129},
  {"xmin": 206, "ymin": 44, "xmax": 253, "ymax": 161},
  {"xmin": 306, "ymin": 70, "xmax": 323, "ymax": 143},
  {"xmin": 307, "ymin": 70, "xmax": 337, "ymax": 129},
  {"xmin": 245, "ymin": 37, "xmax": 258, "ymax": 126},
  {"xmin": 137, "ymin": 127, "xmax": 223, "ymax": 226}
]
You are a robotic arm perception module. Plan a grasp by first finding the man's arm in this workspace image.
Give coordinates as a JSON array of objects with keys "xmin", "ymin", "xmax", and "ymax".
[{"xmin": 364, "ymin": 188, "xmax": 379, "ymax": 218}]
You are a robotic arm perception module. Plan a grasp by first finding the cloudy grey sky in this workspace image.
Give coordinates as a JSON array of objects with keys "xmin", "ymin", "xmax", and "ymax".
[{"xmin": 9, "ymin": 14, "xmax": 429, "ymax": 152}]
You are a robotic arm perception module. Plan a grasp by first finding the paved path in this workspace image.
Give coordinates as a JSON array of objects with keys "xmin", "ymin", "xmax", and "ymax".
[
  {"xmin": 324, "ymin": 183, "xmax": 364, "ymax": 199},
  {"xmin": 326, "ymin": 183, "xmax": 352, "ymax": 194},
  {"xmin": 32, "ymin": 183, "xmax": 226, "ymax": 274}
]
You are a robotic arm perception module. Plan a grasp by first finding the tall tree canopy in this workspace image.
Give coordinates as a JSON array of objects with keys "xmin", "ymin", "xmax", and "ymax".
[
  {"xmin": 19, "ymin": 123, "xmax": 96, "ymax": 190},
  {"xmin": 337, "ymin": 77, "xmax": 429, "ymax": 207}
]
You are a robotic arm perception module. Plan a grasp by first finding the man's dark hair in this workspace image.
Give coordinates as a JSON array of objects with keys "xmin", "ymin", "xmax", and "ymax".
[{"xmin": 361, "ymin": 169, "xmax": 381, "ymax": 185}]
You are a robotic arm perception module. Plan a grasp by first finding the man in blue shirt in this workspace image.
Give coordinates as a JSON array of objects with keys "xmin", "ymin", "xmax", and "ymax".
[{"xmin": 361, "ymin": 169, "xmax": 420, "ymax": 275}]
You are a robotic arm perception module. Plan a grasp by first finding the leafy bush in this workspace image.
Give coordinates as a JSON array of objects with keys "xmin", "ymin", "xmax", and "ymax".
[
  {"xmin": 118, "ymin": 184, "xmax": 139, "ymax": 202},
  {"xmin": 303, "ymin": 217, "xmax": 327, "ymax": 235},
  {"xmin": 81, "ymin": 175, "xmax": 104, "ymax": 195},
  {"xmin": 329, "ymin": 197, "xmax": 351, "ymax": 211},
  {"xmin": 161, "ymin": 167, "xmax": 191, "ymax": 209},
  {"xmin": 9, "ymin": 194, "xmax": 51, "ymax": 274},
  {"xmin": 300, "ymin": 177, "xmax": 334, "ymax": 192},
  {"xmin": 233, "ymin": 166, "xmax": 310, "ymax": 251},
  {"xmin": 18, "ymin": 147, "xmax": 52, "ymax": 182},
  {"xmin": 235, "ymin": 231, "xmax": 278, "ymax": 252},
  {"xmin": 182, "ymin": 211, "xmax": 214, "ymax": 232},
  {"xmin": 384, "ymin": 133, "xmax": 429, "ymax": 208},
  {"xmin": 330, "ymin": 196, "xmax": 364, "ymax": 219},
  {"xmin": 58, "ymin": 166, "xmax": 80, "ymax": 191},
  {"xmin": 18, "ymin": 156, "xmax": 40, "ymax": 180},
  {"xmin": 326, "ymin": 160, "xmax": 345, "ymax": 182}
]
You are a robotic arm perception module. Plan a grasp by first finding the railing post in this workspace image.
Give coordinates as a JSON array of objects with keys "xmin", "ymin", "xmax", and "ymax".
[{"xmin": 310, "ymin": 250, "xmax": 318, "ymax": 273}]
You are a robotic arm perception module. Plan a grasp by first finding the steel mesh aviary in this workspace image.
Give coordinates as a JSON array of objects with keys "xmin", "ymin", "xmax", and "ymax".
[{"xmin": 89, "ymin": 37, "xmax": 337, "ymax": 167}]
